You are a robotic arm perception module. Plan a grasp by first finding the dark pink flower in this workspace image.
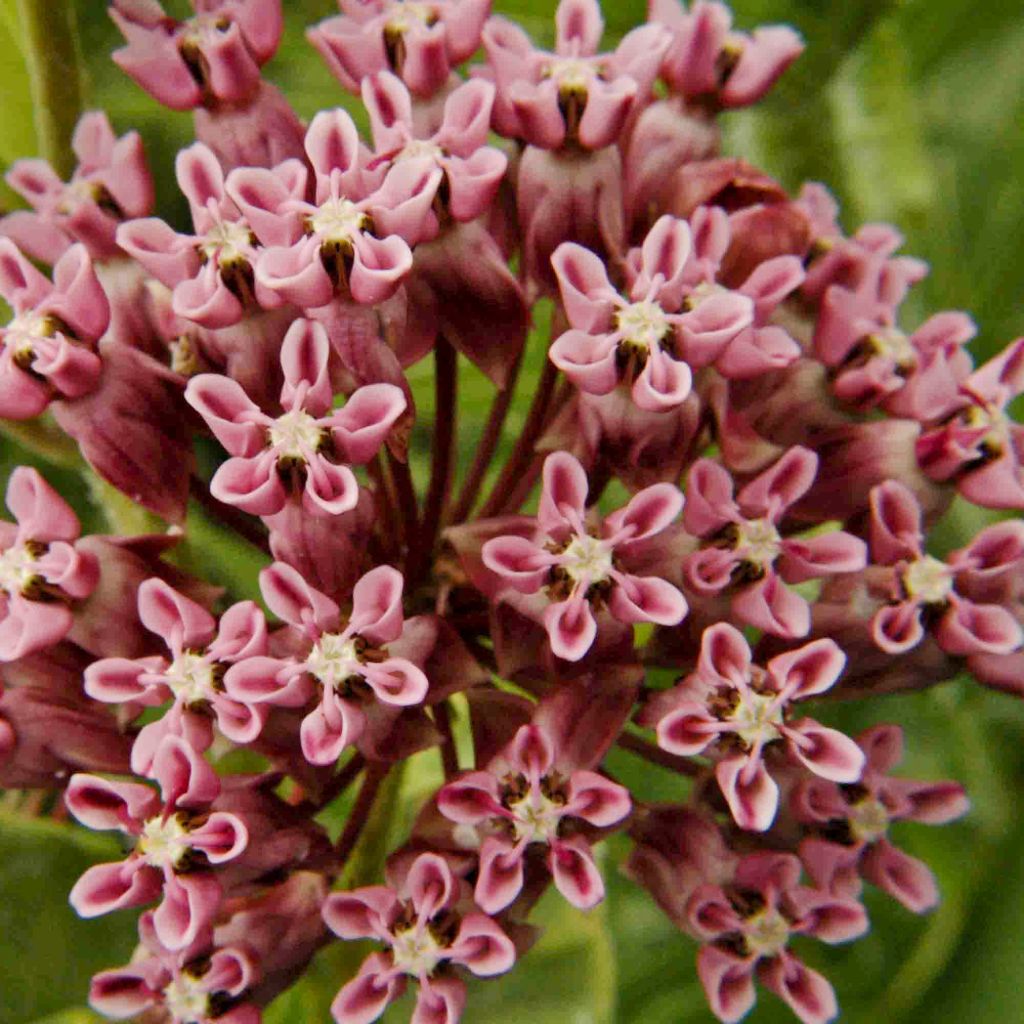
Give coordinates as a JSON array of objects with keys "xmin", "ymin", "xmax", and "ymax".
[
  {"xmin": 2, "ymin": 111, "xmax": 153, "ymax": 263},
  {"xmin": 0, "ymin": 468, "xmax": 99, "ymax": 662},
  {"xmin": 308, "ymin": 0, "xmax": 491, "ymax": 99},
  {"xmin": 67, "ymin": 735, "xmax": 246, "ymax": 950},
  {"xmin": 117, "ymin": 142, "xmax": 298, "ymax": 328},
  {"xmin": 867, "ymin": 480, "xmax": 1024, "ymax": 656},
  {"xmin": 323, "ymin": 851, "xmax": 515, "ymax": 1024},
  {"xmin": 689, "ymin": 851, "xmax": 866, "ymax": 1024},
  {"xmin": 649, "ymin": 0, "xmax": 803, "ymax": 109},
  {"xmin": 224, "ymin": 561, "xmax": 428, "ymax": 765},
  {"xmin": 916, "ymin": 337, "xmax": 1024, "ymax": 509},
  {"xmin": 109, "ymin": 0, "xmax": 283, "ymax": 110},
  {"xmin": 0, "ymin": 240, "xmax": 107, "ymax": 419},
  {"xmin": 89, "ymin": 910, "xmax": 259, "ymax": 1024},
  {"xmin": 480, "ymin": 451, "xmax": 687, "ymax": 661},
  {"xmin": 185, "ymin": 318, "xmax": 406, "ymax": 516},
  {"xmin": 484, "ymin": 0, "xmax": 670, "ymax": 151},
  {"xmin": 682, "ymin": 448, "xmax": 867, "ymax": 638},
  {"xmin": 438, "ymin": 721, "xmax": 630, "ymax": 912},
  {"xmin": 651, "ymin": 623, "xmax": 864, "ymax": 831},
  {"xmin": 795, "ymin": 724, "xmax": 969, "ymax": 913},
  {"xmin": 85, "ymin": 578, "xmax": 268, "ymax": 773}
]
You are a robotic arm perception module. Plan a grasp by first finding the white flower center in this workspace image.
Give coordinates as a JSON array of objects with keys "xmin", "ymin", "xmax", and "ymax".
[
  {"xmin": 964, "ymin": 401, "xmax": 1011, "ymax": 453},
  {"xmin": 268, "ymin": 408, "xmax": 324, "ymax": 460},
  {"xmin": 903, "ymin": 555, "xmax": 954, "ymax": 604},
  {"xmin": 745, "ymin": 906, "xmax": 790, "ymax": 958},
  {"xmin": 0, "ymin": 544, "xmax": 38, "ymax": 595},
  {"xmin": 507, "ymin": 789, "xmax": 563, "ymax": 843},
  {"xmin": 309, "ymin": 197, "xmax": 369, "ymax": 244},
  {"xmin": 306, "ymin": 634, "xmax": 361, "ymax": 689},
  {"xmin": 163, "ymin": 973, "xmax": 211, "ymax": 1024},
  {"xmin": 616, "ymin": 301, "xmax": 670, "ymax": 352},
  {"xmin": 848, "ymin": 796, "xmax": 889, "ymax": 844},
  {"xmin": 391, "ymin": 925, "xmax": 445, "ymax": 977},
  {"xmin": 545, "ymin": 57, "xmax": 595, "ymax": 92},
  {"xmin": 165, "ymin": 651, "xmax": 216, "ymax": 705},
  {"xmin": 4, "ymin": 311, "xmax": 54, "ymax": 355},
  {"xmin": 868, "ymin": 328, "xmax": 916, "ymax": 369},
  {"xmin": 386, "ymin": 1, "xmax": 438, "ymax": 32},
  {"xmin": 138, "ymin": 814, "xmax": 191, "ymax": 870},
  {"xmin": 735, "ymin": 518, "xmax": 782, "ymax": 567},
  {"xmin": 561, "ymin": 534, "xmax": 614, "ymax": 585},
  {"xmin": 728, "ymin": 688, "xmax": 784, "ymax": 747},
  {"xmin": 400, "ymin": 138, "xmax": 444, "ymax": 163},
  {"xmin": 199, "ymin": 219, "xmax": 253, "ymax": 264}
]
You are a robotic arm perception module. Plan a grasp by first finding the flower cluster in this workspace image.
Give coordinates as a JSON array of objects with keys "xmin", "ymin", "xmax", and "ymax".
[{"xmin": 0, "ymin": 1, "xmax": 1018, "ymax": 1023}]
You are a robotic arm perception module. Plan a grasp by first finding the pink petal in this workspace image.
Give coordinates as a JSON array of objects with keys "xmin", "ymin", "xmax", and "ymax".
[
  {"xmin": 438, "ymin": 79, "xmax": 496, "ymax": 157},
  {"xmin": 538, "ymin": 451, "xmax": 590, "ymax": 534},
  {"xmin": 609, "ymin": 573, "xmax": 688, "ymax": 625},
  {"xmin": 412, "ymin": 977, "xmax": 467, "ymax": 1024},
  {"xmin": 306, "ymin": 108, "xmax": 361, "ymax": 200},
  {"xmin": 577, "ymin": 77, "xmax": 637, "ymax": 151},
  {"xmin": 83, "ymin": 656, "xmax": 159, "ymax": 703},
  {"xmin": 784, "ymin": 888, "xmax": 868, "ymax": 943},
  {"xmin": 300, "ymin": 695, "xmax": 363, "ymax": 765},
  {"xmin": 89, "ymin": 964, "xmax": 161, "ymax": 1019},
  {"xmin": 856, "ymin": 723, "xmax": 904, "ymax": 774},
  {"xmin": 869, "ymin": 480, "xmax": 925, "ymax": 564},
  {"xmin": 683, "ymin": 458, "xmax": 737, "ymax": 536},
  {"xmin": 481, "ymin": 535, "xmax": 553, "ymax": 593},
  {"xmin": 226, "ymin": 164, "xmax": 306, "ymax": 247},
  {"xmin": 656, "ymin": 701, "xmax": 719, "ymax": 757},
  {"xmin": 861, "ymin": 839, "xmax": 939, "ymax": 913},
  {"xmin": 0, "ymin": 595, "xmax": 73, "ymax": 661},
  {"xmin": 437, "ymin": 772, "xmax": 504, "ymax": 824},
  {"xmin": 509, "ymin": 724, "xmax": 556, "ymax": 778},
  {"xmin": 543, "ymin": 594, "xmax": 598, "ymax": 662},
  {"xmin": 767, "ymin": 639, "xmax": 847, "ymax": 701},
  {"xmin": 150, "ymin": 734, "xmax": 220, "ymax": 808},
  {"xmin": 152, "ymin": 871, "xmax": 221, "ymax": 951},
  {"xmin": 69, "ymin": 860, "xmax": 158, "ymax": 918},
  {"xmin": 361, "ymin": 658, "xmax": 429, "ymax": 706},
  {"xmin": 548, "ymin": 328, "xmax": 620, "ymax": 396},
  {"xmin": 684, "ymin": 546, "xmax": 739, "ymax": 593},
  {"xmin": 5, "ymin": 466, "xmax": 81, "ymax": 541},
  {"xmin": 184, "ymin": 374, "xmax": 266, "ymax": 457},
  {"xmin": 210, "ymin": 453, "xmax": 286, "ymax": 516},
  {"xmin": 224, "ymin": 656, "xmax": 312, "ymax": 708},
  {"xmin": 632, "ymin": 349, "xmax": 694, "ymax": 410},
  {"xmin": 65, "ymin": 773, "xmax": 159, "ymax": 831},
  {"xmin": 716, "ymin": 755, "xmax": 779, "ymax": 832},
  {"xmin": 737, "ymin": 446, "xmax": 818, "ymax": 520},
  {"xmin": 555, "ymin": 0, "xmax": 604, "ymax": 55},
  {"xmin": 448, "ymin": 913, "xmax": 517, "ymax": 976},
  {"xmin": 257, "ymin": 238, "xmax": 335, "ymax": 308},
  {"xmin": 550, "ymin": 242, "xmax": 618, "ymax": 333},
  {"xmin": 884, "ymin": 777, "xmax": 970, "ymax": 825},
  {"xmin": 936, "ymin": 599, "xmax": 1023, "ymax": 656},
  {"xmin": 115, "ymin": 218, "xmax": 199, "ymax": 288},
  {"xmin": 323, "ymin": 886, "xmax": 399, "ymax": 941},
  {"xmin": 688, "ymin": 884, "xmax": 746, "ymax": 939},
  {"xmin": 732, "ymin": 573, "xmax": 810, "ymax": 638},
  {"xmin": 259, "ymin": 559, "xmax": 340, "ymax": 630},
  {"xmin": 783, "ymin": 720, "xmax": 865, "ymax": 783},
  {"xmin": 281, "ymin": 318, "xmax": 334, "ymax": 416},
  {"xmin": 475, "ymin": 837, "xmax": 525, "ymax": 914},
  {"xmin": 188, "ymin": 811, "xmax": 249, "ymax": 864},
  {"xmin": 303, "ymin": 458, "xmax": 361, "ymax": 517},
  {"xmin": 406, "ymin": 851, "xmax": 455, "ymax": 919},
  {"xmin": 696, "ymin": 945, "xmax": 757, "ymax": 1024},
  {"xmin": 697, "ymin": 622, "xmax": 753, "ymax": 687},
  {"xmin": 564, "ymin": 769, "xmax": 631, "ymax": 826},
  {"xmin": 330, "ymin": 383, "xmax": 408, "ymax": 464},
  {"xmin": 606, "ymin": 481, "xmax": 685, "ymax": 542},
  {"xmin": 350, "ymin": 564, "xmax": 406, "ymax": 642},
  {"xmin": 721, "ymin": 26, "xmax": 804, "ymax": 107},
  {"xmin": 634, "ymin": 215, "xmax": 692, "ymax": 308},
  {"xmin": 549, "ymin": 835, "xmax": 605, "ymax": 909},
  {"xmin": 361, "ymin": 71, "xmax": 413, "ymax": 153},
  {"xmin": 716, "ymin": 325, "xmax": 801, "ymax": 379},
  {"xmin": 872, "ymin": 601, "xmax": 926, "ymax": 654},
  {"xmin": 137, "ymin": 577, "xmax": 216, "ymax": 650},
  {"xmin": 330, "ymin": 953, "xmax": 404, "ymax": 1024},
  {"xmin": 758, "ymin": 954, "xmax": 838, "ymax": 1024}
]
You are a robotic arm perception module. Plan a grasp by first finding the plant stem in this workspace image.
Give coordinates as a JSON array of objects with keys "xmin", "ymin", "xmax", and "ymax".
[
  {"xmin": 189, "ymin": 476, "xmax": 270, "ymax": 553},
  {"xmin": 368, "ymin": 456, "xmax": 400, "ymax": 561},
  {"xmin": 616, "ymin": 731, "xmax": 702, "ymax": 777},
  {"xmin": 334, "ymin": 763, "xmax": 389, "ymax": 867},
  {"xmin": 387, "ymin": 451, "xmax": 419, "ymax": 559},
  {"xmin": 433, "ymin": 700, "xmax": 459, "ymax": 778},
  {"xmin": 449, "ymin": 349, "xmax": 524, "ymax": 523},
  {"xmin": 14, "ymin": 0, "xmax": 86, "ymax": 177},
  {"xmin": 410, "ymin": 338, "xmax": 457, "ymax": 586}
]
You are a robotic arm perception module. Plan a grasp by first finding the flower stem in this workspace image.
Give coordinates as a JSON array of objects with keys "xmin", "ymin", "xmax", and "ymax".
[
  {"xmin": 14, "ymin": 0, "xmax": 86, "ymax": 177},
  {"xmin": 334, "ymin": 763, "xmax": 389, "ymax": 867},
  {"xmin": 616, "ymin": 731, "xmax": 702, "ymax": 777},
  {"xmin": 188, "ymin": 475, "xmax": 270, "ymax": 553},
  {"xmin": 387, "ymin": 451, "xmax": 419, "ymax": 558}
]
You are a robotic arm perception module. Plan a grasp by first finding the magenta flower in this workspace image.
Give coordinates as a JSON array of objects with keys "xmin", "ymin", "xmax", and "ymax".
[
  {"xmin": 795, "ymin": 724, "xmax": 969, "ymax": 913},
  {"xmin": 89, "ymin": 910, "xmax": 259, "ymax": 1024},
  {"xmin": 323, "ymin": 851, "xmax": 515, "ymax": 1024},
  {"xmin": 682, "ymin": 447, "xmax": 868, "ymax": 638},
  {"xmin": 688, "ymin": 851, "xmax": 867, "ymax": 1024},
  {"xmin": 484, "ymin": 0, "xmax": 669, "ymax": 151},
  {"xmin": 308, "ymin": 0, "xmax": 491, "ymax": 99},
  {"xmin": 84, "ymin": 577, "xmax": 268, "ymax": 773},
  {"xmin": 2, "ymin": 111, "xmax": 153, "ymax": 264},
  {"xmin": 362, "ymin": 72, "xmax": 507, "ymax": 242},
  {"xmin": 67, "ymin": 735, "xmax": 246, "ymax": 950},
  {"xmin": 480, "ymin": 451, "xmax": 688, "ymax": 661},
  {"xmin": 916, "ymin": 337, "xmax": 1024, "ymax": 509},
  {"xmin": 0, "ymin": 240, "xmax": 108, "ymax": 419},
  {"xmin": 867, "ymin": 480, "xmax": 1024, "ymax": 655},
  {"xmin": 226, "ymin": 109, "xmax": 432, "ymax": 308},
  {"xmin": 651, "ymin": 623, "xmax": 865, "ymax": 831},
  {"xmin": 185, "ymin": 318, "xmax": 406, "ymax": 516},
  {"xmin": 0, "ymin": 467, "xmax": 99, "ymax": 662},
  {"xmin": 117, "ymin": 142, "xmax": 298, "ymax": 328},
  {"xmin": 109, "ymin": 0, "xmax": 283, "ymax": 110},
  {"xmin": 224, "ymin": 561, "xmax": 428, "ymax": 765},
  {"xmin": 650, "ymin": 0, "xmax": 804, "ymax": 109},
  {"xmin": 438, "ymin": 722, "xmax": 630, "ymax": 912}
]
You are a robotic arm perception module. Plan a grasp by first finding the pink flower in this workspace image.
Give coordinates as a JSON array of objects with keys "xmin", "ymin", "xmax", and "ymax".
[
  {"xmin": 649, "ymin": 0, "xmax": 804, "ymax": 109},
  {"xmin": 185, "ymin": 318, "xmax": 407, "ymax": 516},
  {"xmin": 224, "ymin": 561, "xmax": 428, "ymax": 765},
  {"xmin": 916, "ymin": 337, "xmax": 1024, "ymax": 509},
  {"xmin": 480, "ymin": 451, "xmax": 688, "ymax": 661},
  {"xmin": 361, "ymin": 72, "xmax": 507, "ymax": 242},
  {"xmin": 117, "ymin": 142, "xmax": 298, "ymax": 328},
  {"xmin": 89, "ymin": 910, "xmax": 259, "ymax": 1024},
  {"xmin": 0, "ymin": 468, "xmax": 99, "ymax": 662},
  {"xmin": 2, "ymin": 111, "xmax": 153, "ymax": 263},
  {"xmin": 689, "ymin": 851, "xmax": 867, "ymax": 1024},
  {"xmin": 652, "ymin": 623, "xmax": 865, "ymax": 831},
  {"xmin": 67, "ymin": 735, "xmax": 246, "ymax": 950},
  {"xmin": 484, "ymin": 0, "xmax": 670, "ymax": 151},
  {"xmin": 109, "ymin": 0, "xmax": 283, "ymax": 110},
  {"xmin": 438, "ymin": 721, "xmax": 630, "ymax": 912},
  {"xmin": 682, "ymin": 448, "xmax": 867, "ymax": 638},
  {"xmin": 225, "ymin": 108, "xmax": 430, "ymax": 308},
  {"xmin": 323, "ymin": 851, "xmax": 515, "ymax": 1024},
  {"xmin": 795, "ymin": 724, "xmax": 969, "ymax": 913},
  {"xmin": 867, "ymin": 480, "xmax": 1024, "ymax": 655},
  {"xmin": 308, "ymin": 0, "xmax": 491, "ymax": 99},
  {"xmin": 84, "ymin": 578, "xmax": 268, "ymax": 773},
  {"xmin": 0, "ymin": 240, "xmax": 108, "ymax": 419}
]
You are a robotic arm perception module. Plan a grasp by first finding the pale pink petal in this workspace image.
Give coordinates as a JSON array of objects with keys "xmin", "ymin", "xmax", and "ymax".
[
  {"xmin": 779, "ymin": 531, "xmax": 867, "ymax": 583},
  {"xmin": 696, "ymin": 945, "xmax": 757, "ymax": 1024},
  {"xmin": 609, "ymin": 573, "xmax": 688, "ymax": 625},
  {"xmin": 437, "ymin": 772, "xmax": 504, "ymax": 824},
  {"xmin": 184, "ymin": 374, "xmax": 266, "ymax": 457},
  {"xmin": 716, "ymin": 755, "xmax": 779, "ymax": 832},
  {"xmin": 257, "ymin": 238, "xmax": 335, "ymax": 308},
  {"xmin": 350, "ymin": 564, "xmax": 406, "ymax": 642},
  {"xmin": 6, "ymin": 465, "xmax": 81, "ymax": 541},
  {"xmin": 684, "ymin": 546, "xmax": 739, "ymax": 593},
  {"xmin": 330, "ymin": 383, "xmax": 408, "ymax": 464},
  {"xmin": 936, "ymin": 600, "xmax": 1023, "ymax": 656},
  {"xmin": 549, "ymin": 835, "xmax": 605, "ymax": 909},
  {"xmin": 872, "ymin": 602, "xmax": 926, "ymax": 654},
  {"xmin": 758, "ymin": 954, "xmax": 837, "ymax": 1024},
  {"xmin": 152, "ymin": 871, "xmax": 221, "ymax": 950},
  {"xmin": 475, "ymin": 837, "xmax": 525, "ymax": 914},
  {"xmin": 303, "ymin": 459, "xmax": 361, "ymax": 517},
  {"xmin": 555, "ymin": 0, "xmax": 604, "ymax": 55},
  {"xmin": 137, "ymin": 577, "xmax": 216, "ymax": 650},
  {"xmin": 360, "ymin": 71, "xmax": 414, "ymax": 154},
  {"xmin": 869, "ymin": 480, "xmax": 924, "ymax": 565},
  {"xmin": 683, "ymin": 459, "xmax": 737, "ymax": 536},
  {"xmin": 349, "ymin": 233, "xmax": 414, "ymax": 304},
  {"xmin": 259, "ymin": 559, "xmax": 340, "ymax": 630},
  {"xmin": 281, "ymin": 317, "xmax": 334, "ymax": 415},
  {"xmin": 406, "ymin": 851, "xmax": 455, "ymax": 919},
  {"xmin": 448, "ymin": 913, "xmax": 517, "ymax": 976},
  {"xmin": 564, "ymin": 769, "xmax": 631, "ymax": 826},
  {"xmin": 606, "ymin": 482, "xmax": 685, "ymax": 542},
  {"xmin": 150, "ymin": 734, "xmax": 220, "ymax": 808},
  {"xmin": 543, "ymin": 594, "xmax": 598, "ymax": 662},
  {"xmin": 860, "ymin": 839, "xmax": 939, "ymax": 913},
  {"xmin": 783, "ymin": 720, "xmax": 865, "ymax": 783},
  {"xmin": 732, "ymin": 573, "xmax": 810, "ymax": 638},
  {"xmin": 550, "ymin": 242, "xmax": 618, "ymax": 333},
  {"xmin": 538, "ymin": 451, "xmax": 590, "ymax": 533},
  {"xmin": 223, "ymin": 656, "xmax": 312, "ymax": 708},
  {"xmin": 697, "ymin": 622, "xmax": 753, "ymax": 686},
  {"xmin": 84, "ymin": 656, "xmax": 160, "ymax": 703},
  {"xmin": 210, "ymin": 453, "xmax": 286, "ymax": 516},
  {"xmin": 656, "ymin": 702, "xmax": 719, "ymax": 757},
  {"xmin": 767, "ymin": 639, "xmax": 846, "ymax": 701},
  {"xmin": 69, "ymin": 860, "xmax": 159, "ymax": 918},
  {"xmin": 300, "ymin": 694, "xmax": 363, "ymax": 764},
  {"xmin": 412, "ymin": 977, "xmax": 467, "ymax": 1024},
  {"xmin": 737, "ymin": 446, "xmax": 818, "ymax": 520},
  {"xmin": 188, "ymin": 811, "xmax": 248, "ymax": 864},
  {"xmin": 65, "ymin": 773, "xmax": 159, "ymax": 831},
  {"xmin": 330, "ymin": 953, "xmax": 404, "ymax": 1024},
  {"xmin": 323, "ymin": 886, "xmax": 399, "ymax": 941},
  {"xmin": 361, "ymin": 658, "xmax": 429, "ymax": 706},
  {"xmin": 548, "ymin": 328, "xmax": 620, "ymax": 395}
]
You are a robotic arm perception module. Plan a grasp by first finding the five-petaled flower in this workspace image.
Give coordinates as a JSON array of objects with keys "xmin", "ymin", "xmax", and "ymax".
[
  {"xmin": 185, "ymin": 317, "xmax": 406, "ymax": 516},
  {"xmin": 323, "ymin": 851, "xmax": 516, "ymax": 1024},
  {"xmin": 651, "ymin": 623, "xmax": 865, "ymax": 831}
]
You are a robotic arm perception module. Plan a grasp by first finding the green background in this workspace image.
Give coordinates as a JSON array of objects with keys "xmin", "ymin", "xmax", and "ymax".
[{"xmin": 1, "ymin": 1, "xmax": 1023, "ymax": 1022}]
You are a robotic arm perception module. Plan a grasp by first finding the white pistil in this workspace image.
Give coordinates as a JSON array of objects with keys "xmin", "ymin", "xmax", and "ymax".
[
  {"xmin": 391, "ymin": 925, "xmax": 445, "ymax": 977},
  {"xmin": 507, "ymin": 788, "xmax": 563, "ymax": 843},
  {"xmin": 138, "ymin": 815, "xmax": 191, "ymax": 870},
  {"xmin": 199, "ymin": 219, "xmax": 253, "ymax": 264},
  {"xmin": 306, "ymin": 634, "xmax": 361, "ymax": 689},
  {"xmin": 561, "ymin": 534, "xmax": 614, "ymax": 586},
  {"xmin": 268, "ymin": 408, "xmax": 324, "ymax": 461},
  {"xmin": 163, "ymin": 973, "xmax": 211, "ymax": 1024},
  {"xmin": 735, "ymin": 518, "xmax": 782, "ymax": 568},
  {"xmin": 744, "ymin": 906, "xmax": 790, "ymax": 958},
  {"xmin": 848, "ymin": 796, "xmax": 889, "ymax": 844},
  {"xmin": 164, "ymin": 651, "xmax": 216, "ymax": 705},
  {"xmin": 868, "ymin": 328, "xmax": 916, "ymax": 369},
  {"xmin": 615, "ymin": 301, "xmax": 670, "ymax": 353},
  {"xmin": 727, "ymin": 688, "xmax": 784, "ymax": 748},
  {"xmin": 544, "ymin": 57, "xmax": 594, "ymax": 92},
  {"xmin": 386, "ymin": 1, "xmax": 437, "ymax": 33},
  {"xmin": 0, "ymin": 544, "xmax": 38, "ymax": 595},
  {"xmin": 308, "ymin": 197, "xmax": 369, "ymax": 244},
  {"xmin": 902, "ymin": 555, "xmax": 954, "ymax": 605}
]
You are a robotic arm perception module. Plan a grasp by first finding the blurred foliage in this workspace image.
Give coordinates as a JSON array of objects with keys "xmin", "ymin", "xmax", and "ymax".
[{"xmin": 0, "ymin": 1, "xmax": 1023, "ymax": 1023}]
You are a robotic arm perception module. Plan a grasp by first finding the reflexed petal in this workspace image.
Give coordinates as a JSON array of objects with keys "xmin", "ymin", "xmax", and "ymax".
[
  {"xmin": 323, "ymin": 887, "xmax": 398, "ymax": 941},
  {"xmin": 869, "ymin": 481, "xmax": 924, "ymax": 565},
  {"xmin": 758, "ymin": 954, "xmax": 838, "ymax": 1024},
  {"xmin": 657, "ymin": 702, "xmax": 719, "ymax": 757},
  {"xmin": 768, "ymin": 639, "xmax": 846, "ymax": 700},
  {"xmin": 330, "ymin": 953, "xmax": 403, "ymax": 1024},
  {"xmin": 350, "ymin": 564, "xmax": 406, "ymax": 642},
  {"xmin": 137, "ymin": 577, "xmax": 215, "ymax": 650},
  {"xmin": 733, "ymin": 573, "xmax": 810, "ymax": 639},
  {"xmin": 861, "ymin": 839, "xmax": 939, "ymax": 913},
  {"xmin": 609, "ymin": 573, "xmax": 688, "ymax": 625},
  {"xmin": 259, "ymin": 560, "xmax": 340, "ymax": 631},
  {"xmin": 549, "ymin": 835, "xmax": 605, "ymax": 909},
  {"xmin": 406, "ymin": 851, "xmax": 455, "ymax": 920},
  {"xmin": 872, "ymin": 601, "xmax": 926, "ymax": 654},
  {"xmin": 437, "ymin": 772, "xmax": 504, "ymax": 824},
  {"xmin": 475, "ymin": 837, "xmax": 525, "ymax": 914},
  {"xmin": 737, "ymin": 446, "xmax": 818, "ymax": 519},
  {"xmin": 538, "ymin": 451, "xmax": 590, "ymax": 533},
  {"xmin": 564, "ymin": 769, "xmax": 631, "ymax": 827},
  {"xmin": 783, "ymin": 720, "xmax": 864, "ymax": 783},
  {"xmin": 412, "ymin": 977, "xmax": 467, "ymax": 1024},
  {"xmin": 716, "ymin": 755, "xmax": 779, "ymax": 832},
  {"xmin": 696, "ymin": 945, "xmax": 757, "ymax": 1024},
  {"xmin": 448, "ymin": 913, "xmax": 517, "ymax": 976},
  {"xmin": 543, "ymin": 594, "xmax": 598, "ymax": 662},
  {"xmin": 330, "ymin": 383, "xmax": 408, "ymax": 464}
]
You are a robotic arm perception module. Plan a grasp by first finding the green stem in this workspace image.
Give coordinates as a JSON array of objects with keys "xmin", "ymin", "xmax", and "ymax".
[{"xmin": 14, "ymin": 0, "xmax": 86, "ymax": 177}]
